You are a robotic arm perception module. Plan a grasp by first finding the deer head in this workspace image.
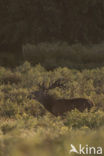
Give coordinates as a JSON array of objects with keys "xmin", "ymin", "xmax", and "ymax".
[
  {"xmin": 29, "ymin": 78, "xmax": 65, "ymax": 111},
  {"xmin": 30, "ymin": 78, "xmax": 65, "ymax": 99}
]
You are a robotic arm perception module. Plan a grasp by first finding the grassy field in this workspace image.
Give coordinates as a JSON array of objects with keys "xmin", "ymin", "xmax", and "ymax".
[{"xmin": 0, "ymin": 62, "xmax": 104, "ymax": 156}]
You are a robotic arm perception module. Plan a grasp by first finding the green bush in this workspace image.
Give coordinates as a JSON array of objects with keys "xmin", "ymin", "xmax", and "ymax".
[
  {"xmin": 0, "ymin": 53, "xmax": 104, "ymax": 155},
  {"xmin": 64, "ymin": 110, "xmax": 104, "ymax": 129},
  {"xmin": 0, "ymin": 62, "xmax": 104, "ymax": 119},
  {"xmin": 24, "ymin": 99, "xmax": 47, "ymax": 117},
  {"xmin": 23, "ymin": 42, "xmax": 104, "ymax": 69},
  {"xmin": 1, "ymin": 72, "xmax": 21, "ymax": 84},
  {"xmin": 0, "ymin": 100, "xmax": 19, "ymax": 117}
]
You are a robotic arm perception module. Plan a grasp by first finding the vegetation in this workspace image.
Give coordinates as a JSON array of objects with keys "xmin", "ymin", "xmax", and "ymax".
[
  {"xmin": 0, "ymin": 62, "xmax": 104, "ymax": 155},
  {"xmin": 0, "ymin": 0, "xmax": 104, "ymax": 46},
  {"xmin": 1, "ymin": 42, "xmax": 104, "ymax": 68},
  {"xmin": 23, "ymin": 42, "xmax": 104, "ymax": 70},
  {"xmin": 1, "ymin": 1, "xmax": 104, "ymax": 155}
]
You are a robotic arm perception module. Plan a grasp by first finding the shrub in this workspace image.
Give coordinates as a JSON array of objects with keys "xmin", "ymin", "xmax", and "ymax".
[
  {"xmin": 1, "ymin": 72, "xmax": 21, "ymax": 84},
  {"xmin": 24, "ymin": 100, "xmax": 47, "ymax": 117},
  {"xmin": 23, "ymin": 42, "xmax": 104, "ymax": 70},
  {"xmin": 0, "ymin": 100, "xmax": 19, "ymax": 117},
  {"xmin": 64, "ymin": 110, "xmax": 104, "ymax": 129}
]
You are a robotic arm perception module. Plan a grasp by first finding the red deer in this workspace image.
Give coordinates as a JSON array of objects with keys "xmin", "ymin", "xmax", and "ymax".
[{"xmin": 29, "ymin": 79, "xmax": 94, "ymax": 116}]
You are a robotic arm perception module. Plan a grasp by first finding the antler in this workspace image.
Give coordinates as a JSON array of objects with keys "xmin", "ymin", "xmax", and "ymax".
[
  {"xmin": 37, "ymin": 78, "xmax": 66, "ymax": 91},
  {"xmin": 38, "ymin": 81, "xmax": 46, "ymax": 90},
  {"xmin": 48, "ymin": 78, "xmax": 66, "ymax": 90}
]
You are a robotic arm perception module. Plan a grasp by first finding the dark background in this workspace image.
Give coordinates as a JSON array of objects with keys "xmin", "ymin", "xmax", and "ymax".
[{"xmin": 0, "ymin": 0, "xmax": 104, "ymax": 68}]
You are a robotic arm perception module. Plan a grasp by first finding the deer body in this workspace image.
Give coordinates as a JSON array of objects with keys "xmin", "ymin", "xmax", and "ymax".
[
  {"xmin": 32, "ymin": 91, "xmax": 93, "ymax": 116},
  {"xmin": 50, "ymin": 98, "xmax": 93, "ymax": 116}
]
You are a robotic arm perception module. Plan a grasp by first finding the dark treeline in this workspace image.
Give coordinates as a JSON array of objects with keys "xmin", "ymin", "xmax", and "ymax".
[{"xmin": 0, "ymin": 0, "xmax": 104, "ymax": 67}]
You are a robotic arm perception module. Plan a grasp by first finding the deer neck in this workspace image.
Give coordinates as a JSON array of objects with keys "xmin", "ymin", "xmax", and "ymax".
[{"xmin": 41, "ymin": 95, "xmax": 54, "ymax": 110}]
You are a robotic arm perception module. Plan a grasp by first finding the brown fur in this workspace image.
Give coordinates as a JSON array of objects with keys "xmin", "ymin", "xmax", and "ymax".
[
  {"xmin": 31, "ymin": 91, "xmax": 94, "ymax": 116},
  {"xmin": 50, "ymin": 97, "xmax": 93, "ymax": 116}
]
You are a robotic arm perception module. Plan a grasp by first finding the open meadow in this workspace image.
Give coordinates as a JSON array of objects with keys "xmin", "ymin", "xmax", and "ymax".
[{"xmin": 0, "ymin": 62, "xmax": 104, "ymax": 155}]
